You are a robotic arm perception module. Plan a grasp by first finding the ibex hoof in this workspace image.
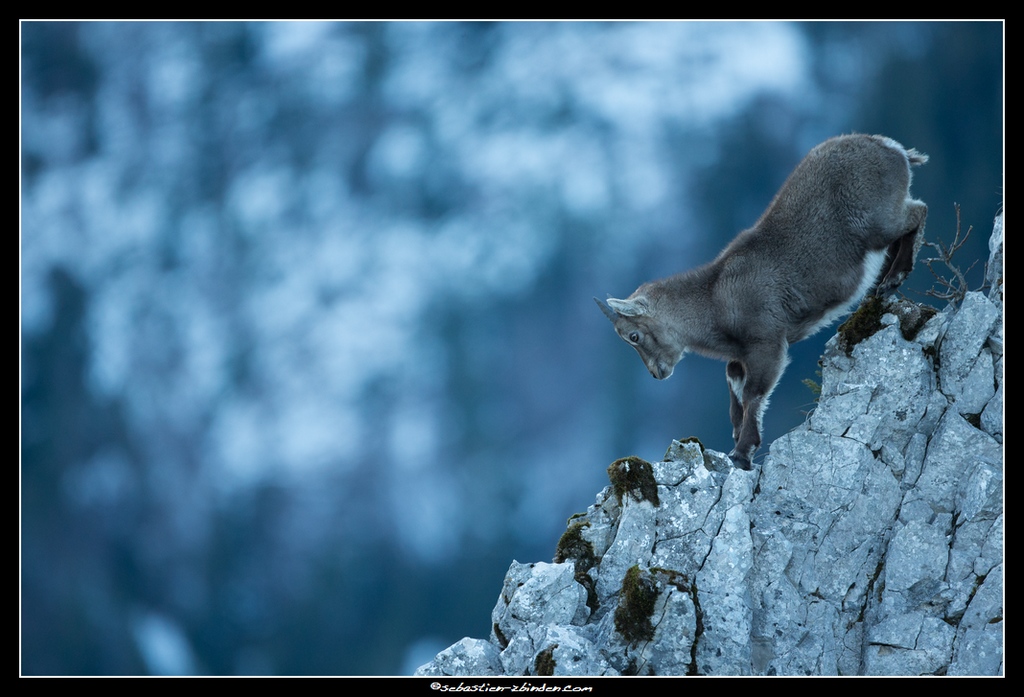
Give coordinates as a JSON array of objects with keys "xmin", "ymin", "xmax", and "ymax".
[
  {"xmin": 728, "ymin": 450, "xmax": 753, "ymax": 471},
  {"xmin": 875, "ymin": 273, "xmax": 905, "ymax": 297}
]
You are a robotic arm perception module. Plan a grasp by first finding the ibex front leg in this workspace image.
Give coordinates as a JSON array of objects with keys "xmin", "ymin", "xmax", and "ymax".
[
  {"xmin": 728, "ymin": 341, "xmax": 788, "ymax": 470},
  {"xmin": 726, "ymin": 361, "xmax": 745, "ymax": 445}
]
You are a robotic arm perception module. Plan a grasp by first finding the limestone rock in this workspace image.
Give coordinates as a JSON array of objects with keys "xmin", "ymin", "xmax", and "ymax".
[{"xmin": 416, "ymin": 213, "xmax": 1003, "ymax": 677}]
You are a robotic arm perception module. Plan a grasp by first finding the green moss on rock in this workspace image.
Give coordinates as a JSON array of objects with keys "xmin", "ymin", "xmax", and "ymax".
[
  {"xmin": 664, "ymin": 436, "xmax": 705, "ymax": 461},
  {"xmin": 677, "ymin": 436, "xmax": 704, "ymax": 450},
  {"xmin": 837, "ymin": 295, "xmax": 886, "ymax": 355},
  {"xmin": 554, "ymin": 519, "xmax": 600, "ymax": 612},
  {"xmin": 534, "ymin": 645, "xmax": 557, "ymax": 676},
  {"xmin": 554, "ymin": 520, "xmax": 596, "ymax": 568},
  {"xmin": 607, "ymin": 456, "xmax": 660, "ymax": 506},
  {"xmin": 614, "ymin": 565, "xmax": 658, "ymax": 646},
  {"xmin": 493, "ymin": 622, "xmax": 508, "ymax": 649}
]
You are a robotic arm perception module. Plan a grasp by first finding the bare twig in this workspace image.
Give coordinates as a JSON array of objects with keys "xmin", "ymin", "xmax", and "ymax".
[{"xmin": 921, "ymin": 203, "xmax": 984, "ymax": 308}]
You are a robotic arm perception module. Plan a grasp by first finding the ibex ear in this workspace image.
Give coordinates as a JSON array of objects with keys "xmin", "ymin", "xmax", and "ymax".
[{"xmin": 606, "ymin": 296, "xmax": 649, "ymax": 317}]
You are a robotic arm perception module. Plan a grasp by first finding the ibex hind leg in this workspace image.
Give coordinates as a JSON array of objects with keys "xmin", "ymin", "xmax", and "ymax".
[{"xmin": 876, "ymin": 200, "xmax": 928, "ymax": 296}]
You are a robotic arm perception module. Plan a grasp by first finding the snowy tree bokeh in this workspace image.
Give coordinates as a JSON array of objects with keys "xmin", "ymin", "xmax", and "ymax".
[{"xmin": 21, "ymin": 21, "xmax": 1001, "ymax": 675}]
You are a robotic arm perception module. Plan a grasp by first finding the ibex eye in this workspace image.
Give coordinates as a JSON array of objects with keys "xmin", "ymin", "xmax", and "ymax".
[{"xmin": 628, "ymin": 332, "xmax": 640, "ymax": 343}]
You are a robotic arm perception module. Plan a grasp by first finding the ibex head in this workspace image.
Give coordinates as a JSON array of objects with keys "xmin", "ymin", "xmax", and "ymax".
[{"xmin": 595, "ymin": 296, "xmax": 683, "ymax": 381}]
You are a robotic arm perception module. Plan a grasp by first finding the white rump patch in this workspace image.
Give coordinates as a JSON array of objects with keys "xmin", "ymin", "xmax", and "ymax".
[
  {"xmin": 806, "ymin": 249, "xmax": 887, "ymax": 337},
  {"xmin": 854, "ymin": 249, "xmax": 887, "ymax": 303}
]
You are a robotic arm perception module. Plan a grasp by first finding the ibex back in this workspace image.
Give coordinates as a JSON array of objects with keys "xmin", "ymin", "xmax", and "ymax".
[{"xmin": 596, "ymin": 134, "xmax": 928, "ymax": 469}]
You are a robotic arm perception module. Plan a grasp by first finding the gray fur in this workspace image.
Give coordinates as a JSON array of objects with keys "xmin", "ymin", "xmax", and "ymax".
[{"xmin": 596, "ymin": 134, "xmax": 928, "ymax": 469}]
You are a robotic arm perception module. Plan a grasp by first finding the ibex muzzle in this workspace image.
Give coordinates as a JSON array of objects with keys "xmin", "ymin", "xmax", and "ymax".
[{"xmin": 597, "ymin": 134, "xmax": 928, "ymax": 470}]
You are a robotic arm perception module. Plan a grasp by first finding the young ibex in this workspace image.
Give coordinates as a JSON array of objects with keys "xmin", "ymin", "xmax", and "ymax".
[{"xmin": 596, "ymin": 134, "xmax": 928, "ymax": 469}]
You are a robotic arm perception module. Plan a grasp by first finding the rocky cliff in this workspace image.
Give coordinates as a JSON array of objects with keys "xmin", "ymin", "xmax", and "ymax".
[{"xmin": 417, "ymin": 213, "xmax": 1003, "ymax": 677}]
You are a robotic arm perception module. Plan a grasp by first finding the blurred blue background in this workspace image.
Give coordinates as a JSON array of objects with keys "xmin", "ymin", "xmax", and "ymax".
[{"xmin": 21, "ymin": 21, "xmax": 1002, "ymax": 675}]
